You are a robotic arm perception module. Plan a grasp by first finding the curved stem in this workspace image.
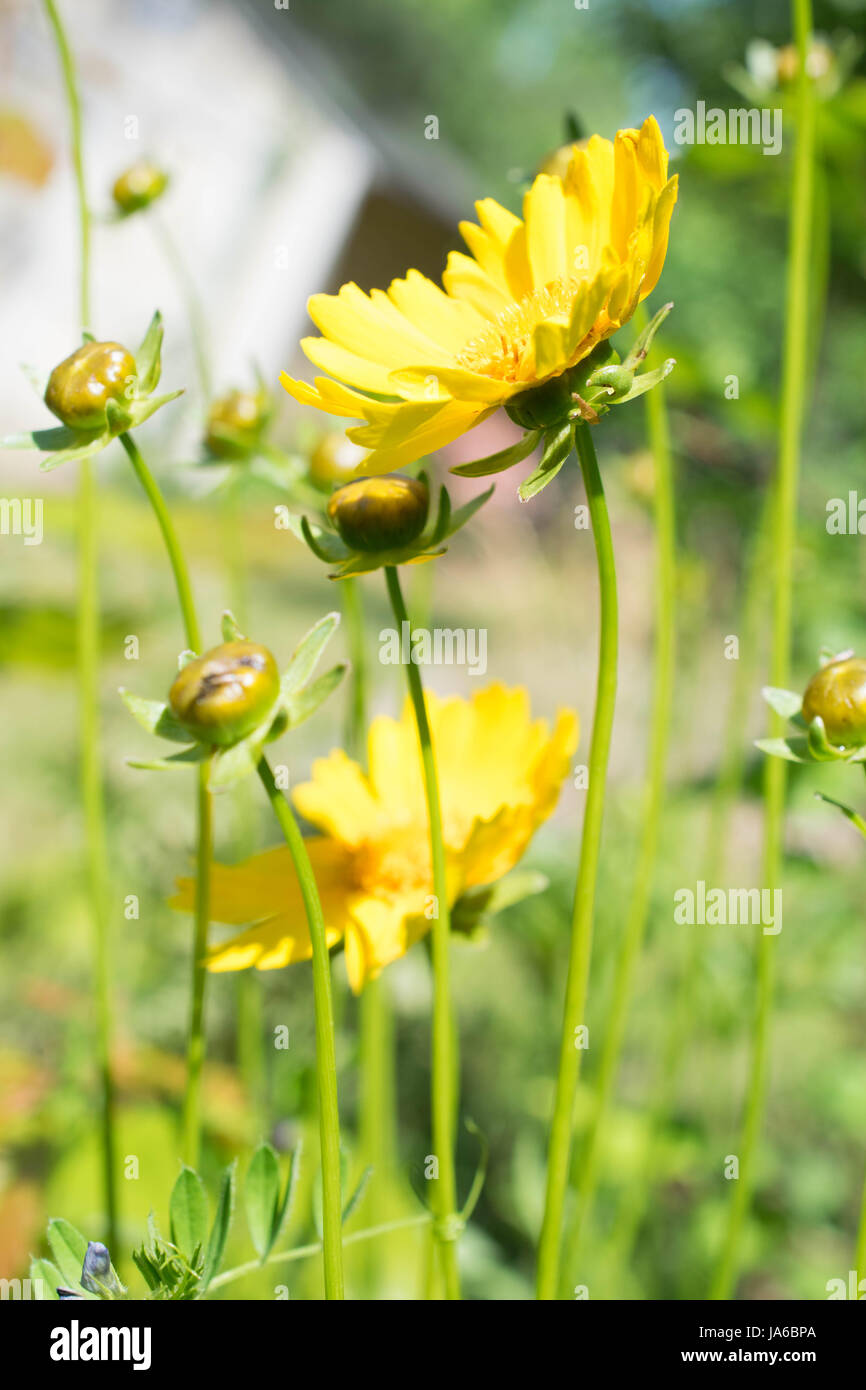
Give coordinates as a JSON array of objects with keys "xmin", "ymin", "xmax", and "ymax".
[
  {"xmin": 118, "ymin": 432, "xmax": 214, "ymax": 1168},
  {"xmin": 256, "ymin": 755, "xmax": 344, "ymax": 1300},
  {"xmin": 43, "ymin": 0, "xmax": 117, "ymax": 1251},
  {"xmin": 560, "ymin": 357, "xmax": 675, "ymax": 1289},
  {"xmin": 119, "ymin": 433, "xmax": 201, "ymax": 650},
  {"xmin": 710, "ymin": 0, "xmax": 815, "ymax": 1300},
  {"xmin": 536, "ymin": 422, "xmax": 618, "ymax": 1300},
  {"xmin": 384, "ymin": 565, "xmax": 461, "ymax": 1300},
  {"xmin": 209, "ymin": 1213, "xmax": 430, "ymax": 1294}
]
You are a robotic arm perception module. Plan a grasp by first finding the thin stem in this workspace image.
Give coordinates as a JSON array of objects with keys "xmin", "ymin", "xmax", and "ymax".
[
  {"xmin": 560, "ymin": 353, "xmax": 675, "ymax": 1289},
  {"xmin": 536, "ymin": 422, "xmax": 618, "ymax": 1300},
  {"xmin": 118, "ymin": 432, "xmax": 214, "ymax": 1169},
  {"xmin": 340, "ymin": 578, "xmax": 368, "ymax": 763},
  {"xmin": 710, "ymin": 0, "xmax": 815, "ymax": 1300},
  {"xmin": 209, "ymin": 1213, "xmax": 430, "ymax": 1293},
  {"xmin": 119, "ymin": 434, "xmax": 201, "ymax": 650},
  {"xmin": 151, "ymin": 214, "xmax": 212, "ymax": 404},
  {"xmin": 43, "ymin": 0, "xmax": 90, "ymax": 327},
  {"xmin": 256, "ymin": 755, "xmax": 344, "ymax": 1300},
  {"xmin": 43, "ymin": 0, "xmax": 117, "ymax": 1251},
  {"xmin": 384, "ymin": 565, "xmax": 461, "ymax": 1300},
  {"xmin": 856, "ymin": 1167, "xmax": 866, "ymax": 1288}
]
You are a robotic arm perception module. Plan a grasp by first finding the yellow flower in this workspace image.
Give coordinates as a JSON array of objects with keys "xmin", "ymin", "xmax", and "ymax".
[
  {"xmin": 171, "ymin": 685, "xmax": 577, "ymax": 992},
  {"xmin": 281, "ymin": 116, "xmax": 676, "ymax": 473}
]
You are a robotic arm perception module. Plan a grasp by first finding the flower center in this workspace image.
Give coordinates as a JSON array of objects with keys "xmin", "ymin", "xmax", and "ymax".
[
  {"xmin": 350, "ymin": 828, "xmax": 431, "ymax": 897},
  {"xmin": 456, "ymin": 276, "xmax": 580, "ymax": 381}
]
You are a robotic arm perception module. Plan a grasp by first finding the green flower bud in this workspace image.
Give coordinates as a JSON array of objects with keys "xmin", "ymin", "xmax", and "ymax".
[
  {"xmin": 327, "ymin": 474, "xmax": 429, "ymax": 553},
  {"xmin": 802, "ymin": 657, "xmax": 866, "ymax": 748},
  {"xmin": 44, "ymin": 341, "xmax": 137, "ymax": 432},
  {"xmin": 506, "ymin": 373, "xmax": 575, "ymax": 431},
  {"xmin": 169, "ymin": 641, "xmax": 280, "ymax": 746},
  {"xmin": 112, "ymin": 162, "xmax": 168, "ymax": 215},
  {"xmin": 309, "ymin": 432, "xmax": 367, "ymax": 488},
  {"xmin": 205, "ymin": 389, "xmax": 270, "ymax": 459}
]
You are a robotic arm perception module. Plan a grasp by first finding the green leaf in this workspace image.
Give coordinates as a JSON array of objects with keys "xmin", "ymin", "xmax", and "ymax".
[
  {"xmin": 460, "ymin": 1118, "xmax": 489, "ymax": 1222},
  {"xmin": 342, "ymin": 1166, "xmax": 372, "ymax": 1225},
  {"xmin": 450, "ymin": 429, "xmax": 540, "ymax": 478},
  {"xmin": 245, "ymin": 1143, "xmax": 282, "ymax": 1260},
  {"xmin": 815, "ymin": 791, "xmax": 866, "ymax": 840},
  {"xmin": 135, "ymin": 310, "xmax": 165, "ymax": 395},
  {"xmin": 623, "ymin": 300, "xmax": 673, "ymax": 369},
  {"xmin": 299, "ymin": 514, "xmax": 348, "ymax": 563},
  {"xmin": 2, "ymin": 425, "xmax": 82, "ymax": 452},
  {"xmin": 30, "ymin": 1257, "xmax": 63, "ymax": 1300},
  {"xmin": 284, "ymin": 663, "xmax": 346, "ymax": 729},
  {"xmin": 221, "ymin": 610, "xmax": 245, "ymax": 642},
  {"xmin": 126, "ymin": 746, "xmax": 209, "ymax": 772},
  {"xmin": 39, "ymin": 436, "xmax": 108, "ymax": 470},
  {"xmin": 612, "ymin": 358, "xmax": 676, "ymax": 404},
  {"xmin": 169, "ymin": 1167, "xmax": 209, "ymax": 1262},
  {"xmin": 807, "ymin": 716, "xmax": 840, "ymax": 761},
  {"xmin": 274, "ymin": 1144, "xmax": 301, "ymax": 1246},
  {"xmin": 281, "ymin": 612, "xmax": 341, "ymax": 696},
  {"xmin": 208, "ymin": 721, "xmax": 275, "ymax": 791},
  {"xmin": 518, "ymin": 424, "xmax": 573, "ymax": 501},
  {"xmin": 201, "ymin": 1161, "xmax": 236, "ymax": 1291},
  {"xmin": 443, "ymin": 482, "xmax": 494, "ymax": 535},
  {"xmin": 762, "ymin": 686, "xmax": 803, "ymax": 720},
  {"xmin": 119, "ymin": 689, "xmax": 193, "ymax": 743},
  {"xmin": 46, "ymin": 1218, "xmax": 89, "ymax": 1290},
  {"xmin": 754, "ymin": 736, "xmax": 811, "ymax": 763}
]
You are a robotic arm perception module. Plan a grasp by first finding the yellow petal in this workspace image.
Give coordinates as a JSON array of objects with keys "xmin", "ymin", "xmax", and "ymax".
[
  {"xmin": 442, "ymin": 250, "xmax": 512, "ymax": 319},
  {"xmin": 293, "ymin": 749, "xmax": 384, "ymax": 847},
  {"xmin": 343, "ymin": 892, "xmax": 431, "ymax": 993},
  {"xmin": 309, "ymin": 282, "xmax": 450, "ymax": 367},
  {"xmin": 523, "ymin": 173, "xmax": 568, "ymax": 287},
  {"xmin": 346, "ymin": 398, "xmax": 491, "ymax": 473},
  {"xmin": 387, "ymin": 268, "xmax": 486, "ymax": 352}
]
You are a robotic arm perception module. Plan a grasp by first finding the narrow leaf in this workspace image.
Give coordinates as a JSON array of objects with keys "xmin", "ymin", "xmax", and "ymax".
[
  {"xmin": 342, "ymin": 1166, "xmax": 373, "ymax": 1225},
  {"xmin": 245, "ymin": 1143, "xmax": 282, "ymax": 1260},
  {"xmin": 281, "ymin": 611, "xmax": 341, "ymax": 696},
  {"xmin": 119, "ymin": 688, "xmax": 192, "ymax": 743},
  {"xmin": 46, "ymin": 1219, "xmax": 89, "ymax": 1290},
  {"xmin": 284, "ymin": 664, "xmax": 346, "ymax": 729},
  {"xmin": 450, "ymin": 430, "xmax": 540, "ymax": 477},
  {"xmin": 762, "ymin": 686, "xmax": 803, "ymax": 720},
  {"xmin": 201, "ymin": 1161, "xmax": 236, "ymax": 1290},
  {"xmin": 30, "ymin": 1257, "xmax": 63, "ymax": 1300},
  {"xmin": 169, "ymin": 1167, "xmax": 209, "ymax": 1262}
]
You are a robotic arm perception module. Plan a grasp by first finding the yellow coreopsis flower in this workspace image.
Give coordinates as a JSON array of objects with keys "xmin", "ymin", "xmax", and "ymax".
[
  {"xmin": 281, "ymin": 116, "xmax": 677, "ymax": 472},
  {"xmin": 171, "ymin": 685, "xmax": 577, "ymax": 992}
]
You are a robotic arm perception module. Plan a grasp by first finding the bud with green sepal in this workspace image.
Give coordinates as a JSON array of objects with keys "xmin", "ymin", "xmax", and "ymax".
[
  {"xmin": 120, "ymin": 610, "xmax": 346, "ymax": 791},
  {"xmin": 450, "ymin": 304, "xmax": 675, "ymax": 500},
  {"xmin": 111, "ymin": 162, "xmax": 169, "ymax": 217},
  {"xmin": 292, "ymin": 470, "xmax": 492, "ymax": 580},
  {"xmin": 1, "ymin": 311, "xmax": 181, "ymax": 470},
  {"xmin": 757, "ymin": 651, "xmax": 866, "ymax": 765}
]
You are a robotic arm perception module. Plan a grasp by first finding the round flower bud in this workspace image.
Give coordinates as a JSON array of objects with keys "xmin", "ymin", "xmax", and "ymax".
[
  {"xmin": 327, "ymin": 474, "xmax": 429, "ymax": 553},
  {"xmin": 506, "ymin": 372, "xmax": 575, "ymax": 431},
  {"xmin": 169, "ymin": 641, "xmax": 280, "ymax": 747},
  {"xmin": 802, "ymin": 657, "xmax": 866, "ymax": 748},
  {"xmin": 45, "ymin": 341, "xmax": 137, "ymax": 432},
  {"xmin": 112, "ymin": 162, "xmax": 168, "ymax": 215},
  {"xmin": 309, "ymin": 432, "xmax": 367, "ymax": 488},
  {"xmin": 205, "ymin": 389, "xmax": 269, "ymax": 459}
]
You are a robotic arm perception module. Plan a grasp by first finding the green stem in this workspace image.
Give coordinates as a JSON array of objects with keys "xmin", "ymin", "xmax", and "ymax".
[
  {"xmin": 119, "ymin": 434, "xmax": 201, "ymax": 650},
  {"xmin": 209, "ymin": 1213, "xmax": 430, "ymax": 1293},
  {"xmin": 710, "ymin": 0, "xmax": 815, "ymax": 1300},
  {"xmin": 559, "ymin": 358, "xmax": 675, "ymax": 1290},
  {"xmin": 43, "ymin": 0, "xmax": 117, "ymax": 1252},
  {"xmin": 536, "ymin": 422, "xmax": 618, "ymax": 1300},
  {"xmin": 152, "ymin": 214, "xmax": 212, "ymax": 404},
  {"xmin": 118, "ymin": 431, "xmax": 213, "ymax": 1168},
  {"xmin": 340, "ymin": 577, "xmax": 368, "ymax": 763},
  {"xmin": 256, "ymin": 755, "xmax": 344, "ymax": 1300},
  {"xmin": 856, "ymin": 1167, "xmax": 866, "ymax": 1288},
  {"xmin": 384, "ymin": 565, "xmax": 461, "ymax": 1300}
]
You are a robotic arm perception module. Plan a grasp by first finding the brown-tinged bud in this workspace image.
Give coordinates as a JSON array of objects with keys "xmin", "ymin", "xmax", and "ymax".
[
  {"xmin": 802, "ymin": 657, "xmax": 866, "ymax": 748},
  {"xmin": 169, "ymin": 641, "xmax": 280, "ymax": 746},
  {"xmin": 326, "ymin": 474, "xmax": 429, "ymax": 553},
  {"xmin": 44, "ymin": 342, "xmax": 137, "ymax": 432}
]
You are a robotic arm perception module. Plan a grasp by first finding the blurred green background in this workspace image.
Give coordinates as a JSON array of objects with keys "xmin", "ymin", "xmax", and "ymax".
[{"xmin": 1, "ymin": 0, "xmax": 866, "ymax": 1299}]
